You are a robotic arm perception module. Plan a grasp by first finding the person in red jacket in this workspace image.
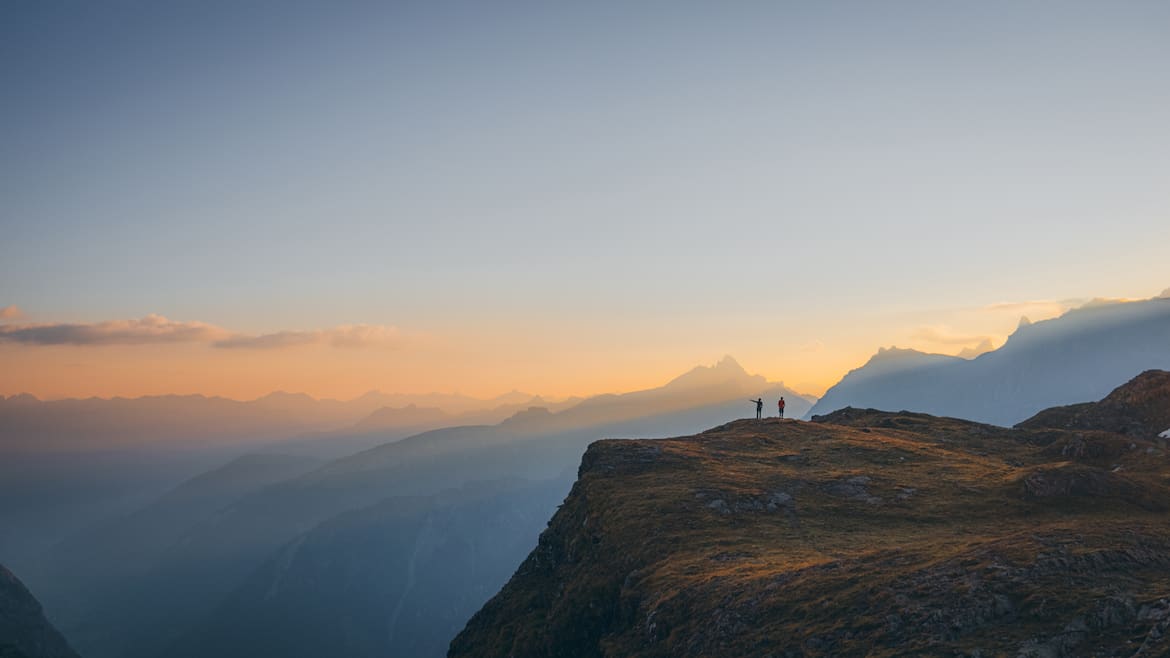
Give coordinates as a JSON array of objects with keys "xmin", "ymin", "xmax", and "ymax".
[{"xmin": 778, "ymin": 397, "xmax": 786, "ymax": 419}]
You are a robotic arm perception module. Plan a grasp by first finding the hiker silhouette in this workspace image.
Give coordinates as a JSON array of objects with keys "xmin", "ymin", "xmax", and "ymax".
[
  {"xmin": 750, "ymin": 398, "xmax": 763, "ymax": 420},
  {"xmin": 778, "ymin": 396, "xmax": 786, "ymax": 419}
]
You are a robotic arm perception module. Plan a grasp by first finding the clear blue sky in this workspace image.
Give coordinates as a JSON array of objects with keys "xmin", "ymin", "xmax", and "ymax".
[{"xmin": 2, "ymin": 1, "xmax": 1168, "ymax": 398}]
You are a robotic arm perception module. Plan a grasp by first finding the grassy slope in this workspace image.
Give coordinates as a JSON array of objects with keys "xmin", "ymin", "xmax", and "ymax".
[{"xmin": 451, "ymin": 411, "xmax": 1170, "ymax": 657}]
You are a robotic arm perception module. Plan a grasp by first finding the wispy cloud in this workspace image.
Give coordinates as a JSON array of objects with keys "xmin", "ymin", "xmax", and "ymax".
[
  {"xmin": 981, "ymin": 296, "xmax": 1148, "ymax": 320},
  {"xmin": 1079, "ymin": 297, "xmax": 1139, "ymax": 309},
  {"xmin": 800, "ymin": 339, "xmax": 825, "ymax": 353},
  {"xmin": 0, "ymin": 305, "xmax": 22, "ymax": 320},
  {"xmin": 213, "ymin": 324, "xmax": 403, "ymax": 350},
  {"xmin": 957, "ymin": 339, "xmax": 996, "ymax": 359},
  {"xmin": 325, "ymin": 324, "xmax": 402, "ymax": 348},
  {"xmin": 982, "ymin": 299, "xmax": 1082, "ymax": 315},
  {"xmin": 213, "ymin": 331, "xmax": 320, "ymax": 350},
  {"xmin": 0, "ymin": 315, "xmax": 406, "ymax": 350},
  {"xmin": 910, "ymin": 326, "xmax": 995, "ymax": 347},
  {"xmin": 0, "ymin": 314, "xmax": 228, "ymax": 346}
]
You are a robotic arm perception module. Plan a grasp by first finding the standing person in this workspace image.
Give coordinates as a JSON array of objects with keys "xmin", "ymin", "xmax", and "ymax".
[
  {"xmin": 750, "ymin": 398, "xmax": 763, "ymax": 420},
  {"xmin": 778, "ymin": 396, "xmax": 786, "ymax": 419}
]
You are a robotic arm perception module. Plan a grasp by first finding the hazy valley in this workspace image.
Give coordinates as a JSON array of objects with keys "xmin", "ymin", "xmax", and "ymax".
[{"xmin": 4, "ymin": 358, "xmax": 814, "ymax": 658}]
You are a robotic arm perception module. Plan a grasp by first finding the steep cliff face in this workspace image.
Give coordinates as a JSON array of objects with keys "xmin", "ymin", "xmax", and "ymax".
[
  {"xmin": 0, "ymin": 564, "xmax": 79, "ymax": 658},
  {"xmin": 451, "ymin": 373, "xmax": 1170, "ymax": 657}
]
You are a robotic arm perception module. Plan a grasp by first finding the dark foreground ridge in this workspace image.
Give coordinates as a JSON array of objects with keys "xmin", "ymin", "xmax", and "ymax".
[
  {"xmin": 450, "ymin": 371, "xmax": 1170, "ymax": 657},
  {"xmin": 0, "ymin": 564, "xmax": 79, "ymax": 658}
]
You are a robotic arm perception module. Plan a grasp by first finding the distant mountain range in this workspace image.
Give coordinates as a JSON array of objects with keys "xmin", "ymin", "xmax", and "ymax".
[
  {"xmin": 808, "ymin": 295, "xmax": 1170, "ymax": 425},
  {"xmin": 26, "ymin": 357, "xmax": 812, "ymax": 658},
  {"xmin": 0, "ymin": 388, "xmax": 554, "ymax": 455},
  {"xmin": 0, "ymin": 388, "xmax": 559, "ymax": 566}
]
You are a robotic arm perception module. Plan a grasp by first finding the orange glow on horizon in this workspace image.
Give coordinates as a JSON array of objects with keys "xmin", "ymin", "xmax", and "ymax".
[{"xmin": 0, "ymin": 294, "xmax": 1099, "ymax": 402}]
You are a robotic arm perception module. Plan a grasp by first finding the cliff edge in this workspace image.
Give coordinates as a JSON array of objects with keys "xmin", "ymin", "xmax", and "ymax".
[{"xmin": 450, "ymin": 373, "xmax": 1170, "ymax": 657}]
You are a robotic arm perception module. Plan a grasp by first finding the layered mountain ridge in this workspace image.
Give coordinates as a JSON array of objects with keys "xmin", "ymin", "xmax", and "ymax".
[
  {"xmin": 27, "ymin": 357, "xmax": 812, "ymax": 658},
  {"xmin": 808, "ymin": 296, "xmax": 1170, "ymax": 425}
]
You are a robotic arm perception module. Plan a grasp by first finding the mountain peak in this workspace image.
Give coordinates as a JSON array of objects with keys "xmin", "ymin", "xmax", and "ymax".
[
  {"xmin": 500, "ymin": 406, "xmax": 553, "ymax": 427},
  {"xmin": 2, "ymin": 392, "xmax": 40, "ymax": 405},
  {"xmin": 255, "ymin": 391, "xmax": 316, "ymax": 404},
  {"xmin": 714, "ymin": 354, "xmax": 744, "ymax": 371},
  {"xmin": 664, "ymin": 356, "xmax": 762, "ymax": 391},
  {"xmin": 869, "ymin": 346, "xmax": 934, "ymax": 363}
]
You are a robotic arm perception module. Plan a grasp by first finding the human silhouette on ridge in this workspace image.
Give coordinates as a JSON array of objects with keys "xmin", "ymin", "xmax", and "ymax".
[{"xmin": 750, "ymin": 398, "xmax": 763, "ymax": 420}]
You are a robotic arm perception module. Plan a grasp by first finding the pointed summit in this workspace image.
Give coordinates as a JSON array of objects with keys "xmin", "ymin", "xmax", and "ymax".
[
  {"xmin": 664, "ymin": 356, "xmax": 763, "ymax": 391},
  {"xmin": 714, "ymin": 354, "xmax": 745, "ymax": 372}
]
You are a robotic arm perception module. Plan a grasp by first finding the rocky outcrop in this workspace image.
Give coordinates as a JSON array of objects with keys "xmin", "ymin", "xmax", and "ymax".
[
  {"xmin": 0, "ymin": 564, "xmax": 79, "ymax": 658},
  {"xmin": 1018, "ymin": 369, "xmax": 1170, "ymax": 440},
  {"xmin": 450, "ymin": 377, "xmax": 1170, "ymax": 657}
]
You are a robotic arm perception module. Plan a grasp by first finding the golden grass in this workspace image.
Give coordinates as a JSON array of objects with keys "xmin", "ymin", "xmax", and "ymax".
[{"xmin": 452, "ymin": 412, "xmax": 1170, "ymax": 658}]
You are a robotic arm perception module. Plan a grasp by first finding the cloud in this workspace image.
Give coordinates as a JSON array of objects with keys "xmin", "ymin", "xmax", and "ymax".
[
  {"xmin": 325, "ymin": 324, "xmax": 402, "ymax": 348},
  {"xmin": 957, "ymin": 339, "xmax": 996, "ymax": 359},
  {"xmin": 213, "ymin": 331, "xmax": 321, "ymax": 349},
  {"xmin": 0, "ymin": 314, "xmax": 229, "ymax": 346},
  {"xmin": 213, "ymin": 324, "xmax": 403, "ymax": 350},
  {"xmin": 0, "ymin": 305, "xmax": 22, "ymax": 320},
  {"xmin": 982, "ymin": 299, "xmax": 1082, "ymax": 316},
  {"xmin": 800, "ymin": 339, "xmax": 825, "ymax": 353},
  {"xmin": 1079, "ymin": 297, "xmax": 1137, "ymax": 309},
  {"xmin": 910, "ymin": 326, "xmax": 996, "ymax": 347},
  {"xmin": 982, "ymin": 295, "xmax": 1149, "ymax": 317},
  {"xmin": 0, "ymin": 314, "xmax": 406, "ymax": 351}
]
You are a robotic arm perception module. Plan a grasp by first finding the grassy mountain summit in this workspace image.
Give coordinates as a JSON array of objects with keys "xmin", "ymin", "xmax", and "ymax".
[{"xmin": 450, "ymin": 372, "xmax": 1170, "ymax": 657}]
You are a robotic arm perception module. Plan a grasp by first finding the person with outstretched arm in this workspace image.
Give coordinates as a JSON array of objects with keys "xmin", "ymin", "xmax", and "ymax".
[{"xmin": 750, "ymin": 398, "xmax": 763, "ymax": 420}]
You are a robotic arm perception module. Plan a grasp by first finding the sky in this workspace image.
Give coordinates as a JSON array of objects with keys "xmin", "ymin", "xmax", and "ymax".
[{"xmin": 2, "ymin": 1, "xmax": 1168, "ymax": 400}]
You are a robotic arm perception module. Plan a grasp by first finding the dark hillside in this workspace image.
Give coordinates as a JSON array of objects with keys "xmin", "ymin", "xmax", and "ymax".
[{"xmin": 0, "ymin": 565, "xmax": 79, "ymax": 658}]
